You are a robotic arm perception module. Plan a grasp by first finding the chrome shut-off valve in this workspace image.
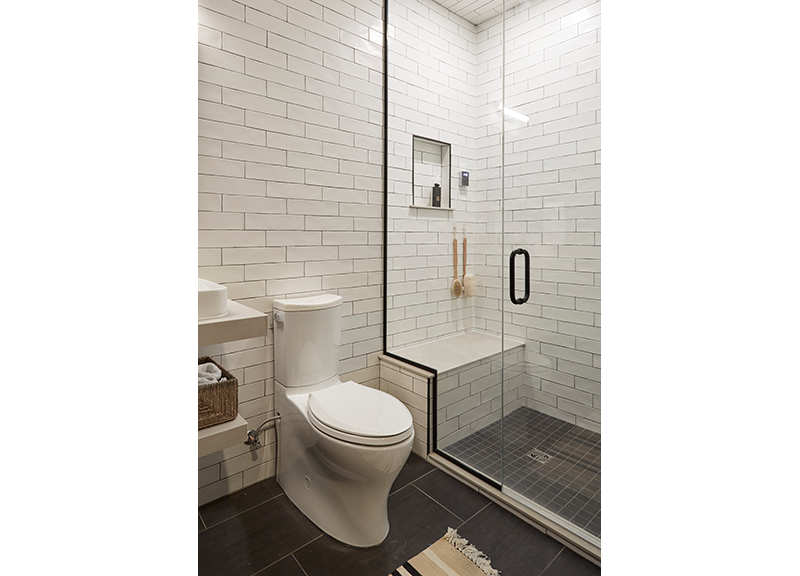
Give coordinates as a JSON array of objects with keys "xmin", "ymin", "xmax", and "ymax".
[{"xmin": 245, "ymin": 429, "xmax": 262, "ymax": 449}]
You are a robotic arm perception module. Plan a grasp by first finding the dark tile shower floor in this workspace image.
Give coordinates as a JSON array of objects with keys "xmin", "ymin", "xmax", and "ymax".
[{"xmin": 442, "ymin": 406, "xmax": 601, "ymax": 538}]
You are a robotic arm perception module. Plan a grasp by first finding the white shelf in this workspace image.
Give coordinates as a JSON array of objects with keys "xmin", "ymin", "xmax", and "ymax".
[
  {"xmin": 198, "ymin": 414, "xmax": 248, "ymax": 458},
  {"xmin": 408, "ymin": 204, "xmax": 454, "ymax": 211},
  {"xmin": 198, "ymin": 300, "xmax": 268, "ymax": 347},
  {"xmin": 198, "ymin": 299, "xmax": 266, "ymax": 458}
]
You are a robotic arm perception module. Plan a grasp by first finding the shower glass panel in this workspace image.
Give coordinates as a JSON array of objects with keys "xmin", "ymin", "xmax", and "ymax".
[
  {"xmin": 499, "ymin": 0, "xmax": 602, "ymax": 543},
  {"xmin": 383, "ymin": 0, "xmax": 600, "ymax": 549}
]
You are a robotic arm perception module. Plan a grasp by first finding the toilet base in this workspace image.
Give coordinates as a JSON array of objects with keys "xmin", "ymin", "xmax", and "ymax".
[{"xmin": 276, "ymin": 383, "xmax": 413, "ymax": 548}]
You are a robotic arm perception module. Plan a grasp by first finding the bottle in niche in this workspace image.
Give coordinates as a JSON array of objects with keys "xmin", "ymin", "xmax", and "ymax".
[{"xmin": 432, "ymin": 183, "xmax": 441, "ymax": 207}]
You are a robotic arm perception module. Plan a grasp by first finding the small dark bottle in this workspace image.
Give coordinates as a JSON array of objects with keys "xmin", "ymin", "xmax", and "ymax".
[{"xmin": 432, "ymin": 183, "xmax": 441, "ymax": 207}]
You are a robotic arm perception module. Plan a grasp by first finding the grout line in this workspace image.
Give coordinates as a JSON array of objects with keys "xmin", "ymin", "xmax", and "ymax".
[
  {"xmin": 198, "ymin": 512, "xmax": 207, "ymax": 532},
  {"xmin": 202, "ymin": 492, "xmax": 285, "ymax": 531},
  {"xmin": 292, "ymin": 553, "xmax": 311, "ymax": 576},
  {"xmin": 389, "ymin": 466, "xmax": 436, "ymax": 497},
  {"xmin": 455, "ymin": 501, "xmax": 492, "ymax": 530},
  {"xmin": 410, "ymin": 484, "xmax": 467, "ymax": 524},
  {"xmin": 249, "ymin": 534, "xmax": 324, "ymax": 576},
  {"xmin": 538, "ymin": 546, "xmax": 565, "ymax": 576}
]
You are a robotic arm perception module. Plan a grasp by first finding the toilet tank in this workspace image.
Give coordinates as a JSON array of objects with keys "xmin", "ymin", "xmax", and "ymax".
[{"xmin": 273, "ymin": 294, "xmax": 343, "ymax": 387}]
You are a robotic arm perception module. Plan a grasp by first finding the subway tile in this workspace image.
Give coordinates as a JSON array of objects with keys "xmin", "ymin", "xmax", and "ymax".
[
  {"xmin": 245, "ymin": 162, "xmax": 304, "ymax": 183},
  {"xmin": 199, "ymin": 6, "xmax": 266, "ymax": 45},
  {"xmin": 222, "ymin": 195, "xmax": 286, "ymax": 214},
  {"xmin": 222, "ymin": 141, "xmax": 286, "ymax": 165},
  {"xmin": 222, "ymin": 33, "xmax": 286, "ymax": 68},
  {"xmin": 199, "ymin": 174, "xmax": 266, "ymax": 196},
  {"xmin": 245, "ymin": 262, "xmax": 304, "ymax": 281},
  {"xmin": 286, "ymin": 245, "xmax": 339, "ymax": 261},
  {"xmin": 267, "ymin": 81, "xmax": 323, "ymax": 110},
  {"xmin": 199, "ymin": 155, "xmax": 245, "ymax": 178},
  {"xmin": 222, "ymin": 247, "xmax": 286, "ymax": 265},
  {"xmin": 199, "ymin": 118, "xmax": 266, "ymax": 146},
  {"xmin": 245, "ymin": 213, "xmax": 305, "ymax": 230},
  {"xmin": 266, "ymin": 276, "xmax": 322, "ymax": 294},
  {"xmin": 199, "ymin": 230, "xmax": 265, "ymax": 248},
  {"xmin": 199, "ymin": 62, "xmax": 267, "ymax": 96},
  {"xmin": 199, "ymin": 43, "xmax": 245, "ymax": 73},
  {"xmin": 199, "ymin": 24, "xmax": 223, "ymax": 49},
  {"xmin": 199, "ymin": 100, "xmax": 245, "ymax": 125},
  {"xmin": 245, "ymin": 59, "xmax": 305, "ymax": 90},
  {"xmin": 221, "ymin": 88, "xmax": 287, "ymax": 117},
  {"xmin": 266, "ymin": 230, "xmax": 320, "ymax": 246},
  {"xmin": 199, "ymin": 211, "xmax": 245, "ymax": 230}
]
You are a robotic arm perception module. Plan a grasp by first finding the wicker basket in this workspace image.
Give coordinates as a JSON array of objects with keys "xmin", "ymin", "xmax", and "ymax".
[{"xmin": 198, "ymin": 356, "xmax": 238, "ymax": 430}]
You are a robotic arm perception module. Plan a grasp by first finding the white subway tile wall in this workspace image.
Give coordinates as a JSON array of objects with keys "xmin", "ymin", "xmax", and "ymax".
[
  {"xmin": 386, "ymin": 0, "xmax": 478, "ymax": 351},
  {"xmin": 476, "ymin": 0, "xmax": 601, "ymax": 433},
  {"xmin": 387, "ymin": 0, "xmax": 600, "ymax": 433},
  {"xmin": 198, "ymin": 0, "xmax": 385, "ymax": 505},
  {"xmin": 198, "ymin": 0, "xmax": 601, "ymax": 503}
]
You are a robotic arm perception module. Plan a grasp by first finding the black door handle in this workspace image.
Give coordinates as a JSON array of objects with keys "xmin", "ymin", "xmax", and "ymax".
[{"xmin": 509, "ymin": 248, "xmax": 530, "ymax": 305}]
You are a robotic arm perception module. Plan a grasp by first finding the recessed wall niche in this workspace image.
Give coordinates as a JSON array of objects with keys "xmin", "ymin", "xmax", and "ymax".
[{"xmin": 412, "ymin": 135, "xmax": 451, "ymax": 209}]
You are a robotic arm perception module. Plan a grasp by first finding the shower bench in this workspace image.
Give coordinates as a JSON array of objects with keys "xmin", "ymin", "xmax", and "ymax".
[{"xmin": 379, "ymin": 331, "xmax": 525, "ymax": 457}]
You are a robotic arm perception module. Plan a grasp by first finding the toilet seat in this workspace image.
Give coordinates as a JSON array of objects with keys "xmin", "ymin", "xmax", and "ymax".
[{"xmin": 308, "ymin": 381, "xmax": 413, "ymax": 446}]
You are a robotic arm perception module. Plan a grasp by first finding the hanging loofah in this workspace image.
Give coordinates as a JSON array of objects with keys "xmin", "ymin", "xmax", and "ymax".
[{"xmin": 444, "ymin": 527, "xmax": 500, "ymax": 576}]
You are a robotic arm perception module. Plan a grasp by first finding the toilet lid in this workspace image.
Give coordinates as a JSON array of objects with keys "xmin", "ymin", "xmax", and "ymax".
[{"xmin": 308, "ymin": 382, "xmax": 413, "ymax": 446}]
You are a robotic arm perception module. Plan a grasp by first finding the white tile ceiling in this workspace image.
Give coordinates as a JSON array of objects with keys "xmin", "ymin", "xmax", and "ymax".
[{"xmin": 432, "ymin": 0, "xmax": 528, "ymax": 26}]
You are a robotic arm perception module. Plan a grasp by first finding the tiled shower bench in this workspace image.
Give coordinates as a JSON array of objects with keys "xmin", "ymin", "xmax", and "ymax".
[{"xmin": 378, "ymin": 331, "xmax": 525, "ymax": 457}]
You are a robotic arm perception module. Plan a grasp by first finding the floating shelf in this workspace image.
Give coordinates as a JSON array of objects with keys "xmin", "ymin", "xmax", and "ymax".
[
  {"xmin": 408, "ymin": 205, "xmax": 454, "ymax": 211},
  {"xmin": 198, "ymin": 300, "xmax": 268, "ymax": 347},
  {"xmin": 198, "ymin": 299, "xmax": 267, "ymax": 457},
  {"xmin": 198, "ymin": 414, "xmax": 248, "ymax": 458}
]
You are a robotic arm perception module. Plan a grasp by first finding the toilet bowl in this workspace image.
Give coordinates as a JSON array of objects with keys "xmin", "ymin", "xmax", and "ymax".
[{"xmin": 273, "ymin": 294, "xmax": 414, "ymax": 548}]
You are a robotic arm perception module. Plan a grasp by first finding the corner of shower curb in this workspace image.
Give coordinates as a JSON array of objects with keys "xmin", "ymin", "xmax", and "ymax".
[{"xmin": 426, "ymin": 452, "xmax": 601, "ymax": 568}]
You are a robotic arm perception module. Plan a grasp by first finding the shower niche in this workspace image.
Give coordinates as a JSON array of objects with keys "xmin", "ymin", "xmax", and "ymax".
[{"xmin": 411, "ymin": 135, "xmax": 451, "ymax": 210}]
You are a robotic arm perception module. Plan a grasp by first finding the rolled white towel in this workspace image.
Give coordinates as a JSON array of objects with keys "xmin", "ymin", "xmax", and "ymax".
[
  {"xmin": 199, "ymin": 374, "xmax": 229, "ymax": 386},
  {"xmin": 199, "ymin": 362, "xmax": 228, "ymax": 386},
  {"xmin": 199, "ymin": 362, "xmax": 222, "ymax": 380}
]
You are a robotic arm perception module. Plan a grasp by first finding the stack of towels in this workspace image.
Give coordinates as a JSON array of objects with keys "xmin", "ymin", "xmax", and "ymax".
[{"xmin": 199, "ymin": 362, "xmax": 227, "ymax": 386}]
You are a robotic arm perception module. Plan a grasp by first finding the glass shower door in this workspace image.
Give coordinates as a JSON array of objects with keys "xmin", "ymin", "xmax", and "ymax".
[{"xmin": 499, "ymin": 0, "xmax": 602, "ymax": 543}]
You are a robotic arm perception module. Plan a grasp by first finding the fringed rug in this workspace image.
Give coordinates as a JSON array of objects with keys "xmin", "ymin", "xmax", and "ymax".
[{"xmin": 388, "ymin": 528, "xmax": 500, "ymax": 576}]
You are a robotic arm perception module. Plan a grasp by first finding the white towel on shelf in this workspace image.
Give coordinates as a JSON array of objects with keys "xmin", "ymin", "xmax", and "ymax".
[{"xmin": 198, "ymin": 362, "xmax": 226, "ymax": 386}]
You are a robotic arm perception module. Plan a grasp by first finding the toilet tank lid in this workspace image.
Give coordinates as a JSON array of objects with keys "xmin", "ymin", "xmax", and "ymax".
[{"xmin": 274, "ymin": 294, "xmax": 343, "ymax": 311}]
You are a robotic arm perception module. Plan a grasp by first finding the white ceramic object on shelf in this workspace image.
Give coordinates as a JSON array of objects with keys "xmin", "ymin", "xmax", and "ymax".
[{"xmin": 198, "ymin": 278, "xmax": 227, "ymax": 320}]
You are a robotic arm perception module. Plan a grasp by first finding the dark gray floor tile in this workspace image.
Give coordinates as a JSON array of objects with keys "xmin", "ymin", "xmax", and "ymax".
[
  {"xmin": 199, "ymin": 513, "xmax": 205, "ymax": 533},
  {"xmin": 198, "ymin": 494, "xmax": 322, "ymax": 576},
  {"xmin": 255, "ymin": 555, "xmax": 309, "ymax": 576},
  {"xmin": 390, "ymin": 452, "xmax": 435, "ymax": 495},
  {"xmin": 293, "ymin": 484, "xmax": 461, "ymax": 576},
  {"xmin": 542, "ymin": 547, "xmax": 601, "ymax": 576},
  {"xmin": 412, "ymin": 468, "xmax": 490, "ymax": 523},
  {"xmin": 199, "ymin": 477, "xmax": 284, "ymax": 528},
  {"xmin": 457, "ymin": 503, "xmax": 564, "ymax": 576}
]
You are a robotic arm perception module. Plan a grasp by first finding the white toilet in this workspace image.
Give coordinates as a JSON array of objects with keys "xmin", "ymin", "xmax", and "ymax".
[{"xmin": 273, "ymin": 294, "xmax": 414, "ymax": 548}]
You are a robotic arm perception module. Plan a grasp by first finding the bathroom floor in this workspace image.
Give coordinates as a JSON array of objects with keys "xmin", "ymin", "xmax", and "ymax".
[
  {"xmin": 442, "ymin": 407, "xmax": 601, "ymax": 539},
  {"xmin": 198, "ymin": 453, "xmax": 600, "ymax": 576}
]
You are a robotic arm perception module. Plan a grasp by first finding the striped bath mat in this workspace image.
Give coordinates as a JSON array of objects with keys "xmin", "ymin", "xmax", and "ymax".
[{"xmin": 389, "ymin": 528, "xmax": 499, "ymax": 576}]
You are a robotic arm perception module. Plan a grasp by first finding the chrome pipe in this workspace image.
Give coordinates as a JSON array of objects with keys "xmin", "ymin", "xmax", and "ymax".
[{"xmin": 244, "ymin": 414, "xmax": 280, "ymax": 449}]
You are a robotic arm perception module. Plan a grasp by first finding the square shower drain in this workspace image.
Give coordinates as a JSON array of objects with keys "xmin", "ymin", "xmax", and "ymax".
[{"xmin": 528, "ymin": 449, "xmax": 552, "ymax": 463}]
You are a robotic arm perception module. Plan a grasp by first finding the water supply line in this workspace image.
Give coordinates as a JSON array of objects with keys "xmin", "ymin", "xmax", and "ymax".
[{"xmin": 245, "ymin": 414, "xmax": 280, "ymax": 449}]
